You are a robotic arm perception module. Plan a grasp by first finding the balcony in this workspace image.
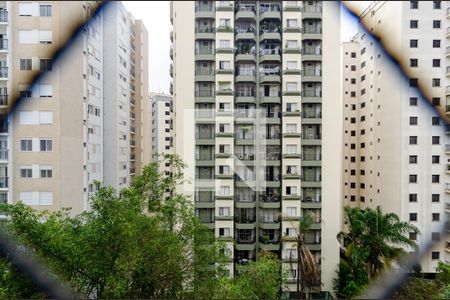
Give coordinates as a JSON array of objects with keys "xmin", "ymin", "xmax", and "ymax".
[
  {"xmin": 259, "ymin": 235, "xmax": 280, "ymax": 245},
  {"xmin": 262, "ymin": 132, "xmax": 281, "ymax": 140},
  {"xmin": 302, "ymin": 5, "xmax": 322, "ymax": 19},
  {"xmin": 302, "ymin": 68, "xmax": 322, "ymax": 82},
  {"xmin": 235, "ymin": 194, "xmax": 256, "ymax": 203},
  {"xmin": 235, "ymin": 90, "xmax": 256, "ymax": 103},
  {"xmin": 259, "ymin": 48, "xmax": 281, "ymax": 62},
  {"xmin": 130, "ymin": 154, "xmax": 136, "ymax": 160},
  {"xmin": 235, "ymin": 26, "xmax": 256, "ymax": 40},
  {"xmin": 260, "ymin": 194, "xmax": 280, "ymax": 203},
  {"xmin": 302, "ymin": 27, "xmax": 322, "ymax": 39},
  {"xmin": 260, "ymin": 67, "xmax": 281, "ymax": 83},
  {"xmin": 260, "ymin": 5, "xmax": 281, "ymax": 21},
  {"xmin": 302, "ymin": 47, "xmax": 322, "ymax": 61},
  {"xmin": 195, "ymin": 3, "xmax": 215, "ymax": 18},
  {"xmin": 235, "ymin": 45, "xmax": 256, "ymax": 61},
  {"xmin": 195, "ymin": 89, "xmax": 215, "ymax": 102},
  {"xmin": 0, "ymin": 149, "xmax": 7, "ymax": 160},
  {"xmin": 216, "ymin": 87, "xmax": 233, "ymax": 96},
  {"xmin": 195, "ymin": 47, "xmax": 215, "ymax": 61},
  {"xmin": 260, "ymin": 91, "xmax": 281, "ymax": 104},
  {"xmin": 195, "ymin": 26, "xmax": 215, "ymax": 40},
  {"xmin": 216, "ymin": 1, "xmax": 233, "ymax": 11},
  {"xmin": 217, "ymin": 25, "xmax": 233, "ymax": 33},
  {"xmin": 195, "ymin": 68, "xmax": 215, "ymax": 82}
]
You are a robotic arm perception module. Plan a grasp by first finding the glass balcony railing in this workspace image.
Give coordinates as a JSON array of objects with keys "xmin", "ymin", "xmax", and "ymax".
[
  {"xmin": 0, "ymin": 149, "xmax": 7, "ymax": 160},
  {"xmin": 302, "ymin": 47, "xmax": 322, "ymax": 55},
  {"xmin": 303, "ymin": 6, "xmax": 322, "ymax": 13},
  {"xmin": 195, "ymin": 90, "xmax": 214, "ymax": 97},
  {"xmin": 235, "ymin": 194, "xmax": 256, "ymax": 202},
  {"xmin": 302, "ymin": 195, "xmax": 321, "ymax": 203},
  {"xmin": 260, "ymin": 194, "xmax": 280, "ymax": 203},
  {"xmin": 303, "ymin": 68, "xmax": 322, "ymax": 76},
  {"xmin": 0, "ymin": 176, "xmax": 8, "ymax": 188},
  {"xmin": 195, "ymin": 47, "xmax": 214, "ymax": 55}
]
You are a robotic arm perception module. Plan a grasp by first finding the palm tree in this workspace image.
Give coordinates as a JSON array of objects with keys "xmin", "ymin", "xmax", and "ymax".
[
  {"xmin": 338, "ymin": 206, "xmax": 420, "ymax": 279},
  {"xmin": 284, "ymin": 212, "xmax": 321, "ymax": 299}
]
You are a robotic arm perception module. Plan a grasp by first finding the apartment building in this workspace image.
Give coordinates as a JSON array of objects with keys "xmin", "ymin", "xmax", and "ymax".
[
  {"xmin": 171, "ymin": 1, "xmax": 341, "ymax": 296},
  {"xmin": 103, "ymin": 1, "xmax": 150, "ymax": 187},
  {"xmin": 151, "ymin": 92, "xmax": 173, "ymax": 172},
  {"xmin": 0, "ymin": 1, "xmax": 149, "ymax": 215},
  {"xmin": 342, "ymin": 0, "xmax": 450, "ymax": 273}
]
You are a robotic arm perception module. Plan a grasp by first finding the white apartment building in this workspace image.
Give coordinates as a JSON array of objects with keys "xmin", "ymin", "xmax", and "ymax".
[
  {"xmin": 151, "ymin": 92, "xmax": 173, "ymax": 172},
  {"xmin": 342, "ymin": 0, "xmax": 450, "ymax": 273},
  {"xmin": 171, "ymin": 1, "xmax": 342, "ymax": 296}
]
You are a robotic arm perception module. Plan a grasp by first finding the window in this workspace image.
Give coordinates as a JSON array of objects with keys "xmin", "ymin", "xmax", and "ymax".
[
  {"xmin": 409, "ymin": 232, "xmax": 417, "ymax": 240},
  {"xmin": 219, "ymin": 18, "xmax": 230, "ymax": 27},
  {"xmin": 432, "ymin": 78, "xmax": 440, "ymax": 87},
  {"xmin": 219, "ymin": 186, "xmax": 230, "ymax": 196},
  {"xmin": 433, "ymin": 20, "xmax": 441, "ymax": 28},
  {"xmin": 409, "ymin": 20, "xmax": 418, "ymax": 28},
  {"xmin": 40, "ymin": 139, "xmax": 52, "ymax": 151},
  {"xmin": 19, "ymin": 192, "xmax": 34, "ymax": 205},
  {"xmin": 409, "ymin": 213, "xmax": 417, "ymax": 221},
  {"xmin": 20, "ymin": 166, "xmax": 32, "ymax": 178},
  {"xmin": 410, "ymin": 39, "xmax": 418, "ymax": 48},
  {"xmin": 409, "ymin": 116, "xmax": 418, "ymax": 125},
  {"xmin": 19, "ymin": 3, "xmax": 33, "ymax": 16},
  {"xmin": 409, "ymin": 136, "xmax": 417, "ymax": 144},
  {"xmin": 286, "ymin": 207, "xmax": 297, "ymax": 216},
  {"xmin": 432, "ymin": 59, "xmax": 440, "ymax": 67},
  {"xmin": 433, "ymin": 1, "xmax": 441, "ymax": 9},
  {"xmin": 410, "ymin": 59, "xmax": 418, "ymax": 67},
  {"xmin": 432, "ymin": 232, "xmax": 440, "ymax": 241},
  {"xmin": 409, "ymin": 97, "xmax": 417, "ymax": 106},
  {"xmin": 286, "ymin": 103, "xmax": 297, "ymax": 112},
  {"xmin": 432, "ymin": 194, "xmax": 440, "ymax": 203},
  {"xmin": 409, "ymin": 175, "xmax": 417, "ymax": 183},
  {"xmin": 218, "ymin": 123, "xmax": 230, "ymax": 133},
  {"xmin": 219, "ymin": 39, "xmax": 230, "ymax": 48},
  {"xmin": 219, "ymin": 60, "xmax": 230, "ymax": 70},
  {"xmin": 219, "ymin": 144, "xmax": 230, "ymax": 154},
  {"xmin": 219, "ymin": 227, "xmax": 230, "ymax": 237},
  {"xmin": 432, "ymin": 175, "xmax": 440, "ymax": 183},
  {"xmin": 40, "ymin": 59, "xmax": 52, "ymax": 71},
  {"xmin": 286, "ymin": 82, "xmax": 297, "ymax": 92},
  {"xmin": 219, "ymin": 165, "xmax": 230, "ymax": 175},
  {"xmin": 351, "ymin": 52, "xmax": 356, "ymax": 58},
  {"xmin": 286, "ymin": 61, "xmax": 297, "ymax": 70},
  {"xmin": 20, "ymin": 59, "xmax": 32, "ymax": 70},
  {"xmin": 39, "ymin": 31, "xmax": 53, "ymax": 44},
  {"xmin": 432, "ymin": 136, "xmax": 440, "ymax": 144},
  {"xmin": 39, "ymin": 192, "xmax": 53, "ymax": 205},
  {"xmin": 432, "ymin": 98, "xmax": 440, "ymax": 106},
  {"xmin": 19, "ymin": 111, "xmax": 34, "ymax": 124},
  {"xmin": 351, "ymin": 65, "xmax": 356, "ymax": 71},
  {"xmin": 287, "ymin": 19, "xmax": 298, "ymax": 28},
  {"xmin": 409, "ymin": 155, "xmax": 417, "ymax": 164},
  {"xmin": 410, "ymin": 1, "xmax": 418, "ymax": 9},
  {"xmin": 432, "ymin": 252, "xmax": 440, "ymax": 260},
  {"xmin": 432, "ymin": 155, "xmax": 440, "ymax": 164},
  {"xmin": 40, "ymin": 4, "xmax": 52, "ymax": 16},
  {"xmin": 432, "ymin": 40, "xmax": 440, "ymax": 48},
  {"xmin": 286, "ymin": 124, "xmax": 297, "ymax": 134},
  {"xmin": 409, "ymin": 78, "xmax": 418, "ymax": 87},
  {"xmin": 219, "ymin": 207, "xmax": 230, "ymax": 217},
  {"xmin": 20, "ymin": 139, "xmax": 32, "ymax": 151},
  {"xmin": 286, "ymin": 144, "xmax": 297, "ymax": 154},
  {"xmin": 286, "ymin": 40, "xmax": 298, "ymax": 48},
  {"xmin": 432, "ymin": 213, "xmax": 440, "ymax": 221},
  {"xmin": 409, "ymin": 194, "xmax": 417, "ymax": 202},
  {"xmin": 286, "ymin": 186, "xmax": 297, "ymax": 196},
  {"xmin": 39, "ymin": 85, "xmax": 53, "ymax": 97},
  {"xmin": 39, "ymin": 111, "xmax": 53, "ymax": 124},
  {"xmin": 40, "ymin": 166, "xmax": 52, "ymax": 178}
]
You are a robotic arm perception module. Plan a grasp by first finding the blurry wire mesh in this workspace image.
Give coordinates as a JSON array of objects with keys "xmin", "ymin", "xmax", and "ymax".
[
  {"xmin": 341, "ymin": 1, "xmax": 450, "ymax": 298},
  {"xmin": 0, "ymin": 1, "xmax": 108, "ymax": 298},
  {"xmin": 0, "ymin": 0, "xmax": 449, "ymax": 299}
]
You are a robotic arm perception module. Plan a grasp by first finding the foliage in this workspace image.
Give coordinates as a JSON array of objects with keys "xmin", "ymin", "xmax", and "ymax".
[
  {"xmin": 334, "ymin": 206, "xmax": 420, "ymax": 299},
  {"xmin": 213, "ymin": 252, "xmax": 286, "ymax": 300},
  {"xmin": 0, "ymin": 154, "xmax": 285, "ymax": 299}
]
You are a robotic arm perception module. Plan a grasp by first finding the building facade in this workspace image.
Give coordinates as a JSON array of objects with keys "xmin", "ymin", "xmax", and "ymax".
[
  {"xmin": 0, "ymin": 1, "xmax": 149, "ymax": 215},
  {"xmin": 171, "ymin": 0, "xmax": 341, "ymax": 295},
  {"xmin": 151, "ymin": 92, "xmax": 173, "ymax": 172},
  {"xmin": 342, "ymin": 0, "xmax": 450, "ymax": 273}
]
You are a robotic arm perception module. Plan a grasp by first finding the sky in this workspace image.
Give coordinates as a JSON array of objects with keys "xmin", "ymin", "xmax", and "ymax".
[{"xmin": 123, "ymin": 1, "xmax": 369, "ymax": 95}]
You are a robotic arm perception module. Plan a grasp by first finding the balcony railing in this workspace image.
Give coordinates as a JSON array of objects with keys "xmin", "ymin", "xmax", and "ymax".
[
  {"xmin": 303, "ymin": 153, "xmax": 321, "ymax": 160},
  {"xmin": 235, "ymin": 153, "xmax": 255, "ymax": 160},
  {"xmin": 195, "ymin": 68, "xmax": 214, "ymax": 76},
  {"xmin": 302, "ymin": 47, "xmax": 322, "ymax": 55},
  {"xmin": 196, "ymin": 47, "xmax": 214, "ymax": 55},
  {"xmin": 235, "ymin": 90, "xmax": 255, "ymax": 97},
  {"xmin": 235, "ymin": 216, "xmax": 256, "ymax": 223},
  {"xmin": 235, "ymin": 132, "xmax": 255, "ymax": 139},
  {"xmin": 195, "ymin": 90, "xmax": 214, "ymax": 97},
  {"xmin": 260, "ymin": 194, "xmax": 280, "ymax": 203},
  {"xmin": 259, "ymin": 235, "xmax": 280, "ymax": 244},
  {"xmin": 236, "ymin": 237, "xmax": 256, "ymax": 244},
  {"xmin": 302, "ymin": 195, "xmax": 321, "ymax": 203},
  {"xmin": 195, "ymin": 26, "xmax": 215, "ymax": 33},
  {"xmin": 195, "ymin": 3, "xmax": 214, "ymax": 12},
  {"xmin": 303, "ymin": 133, "xmax": 321, "ymax": 140},
  {"xmin": 260, "ymin": 48, "xmax": 281, "ymax": 55},
  {"xmin": 262, "ymin": 132, "xmax": 281, "ymax": 139},
  {"xmin": 265, "ymin": 174, "xmax": 281, "ymax": 181},
  {"xmin": 302, "ymin": 27, "xmax": 322, "ymax": 34},
  {"xmin": 303, "ymin": 6, "xmax": 322, "ymax": 13},
  {"xmin": 303, "ymin": 110, "xmax": 321, "ymax": 118},
  {"xmin": 235, "ymin": 194, "xmax": 256, "ymax": 202},
  {"xmin": 303, "ymin": 68, "xmax": 322, "ymax": 76},
  {"xmin": 303, "ymin": 174, "xmax": 321, "ymax": 182},
  {"xmin": 0, "ymin": 122, "xmax": 7, "ymax": 133},
  {"xmin": 303, "ymin": 90, "xmax": 322, "ymax": 97}
]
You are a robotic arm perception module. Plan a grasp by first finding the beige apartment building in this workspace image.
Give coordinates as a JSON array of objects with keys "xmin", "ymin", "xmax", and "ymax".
[
  {"xmin": 171, "ymin": 0, "xmax": 342, "ymax": 296},
  {"xmin": 0, "ymin": 1, "xmax": 149, "ymax": 215},
  {"xmin": 342, "ymin": 1, "xmax": 450, "ymax": 273}
]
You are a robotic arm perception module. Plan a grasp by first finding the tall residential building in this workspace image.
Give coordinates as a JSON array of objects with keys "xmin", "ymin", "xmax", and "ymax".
[
  {"xmin": 171, "ymin": 1, "xmax": 341, "ymax": 296},
  {"xmin": 103, "ymin": 1, "xmax": 150, "ymax": 187},
  {"xmin": 342, "ymin": 1, "xmax": 450, "ymax": 273},
  {"xmin": 151, "ymin": 92, "xmax": 173, "ymax": 170},
  {"xmin": 0, "ymin": 1, "xmax": 149, "ymax": 215}
]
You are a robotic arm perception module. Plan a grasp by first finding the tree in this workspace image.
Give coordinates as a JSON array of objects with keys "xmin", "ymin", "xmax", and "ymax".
[
  {"xmin": 334, "ymin": 206, "xmax": 420, "ymax": 298},
  {"xmin": 284, "ymin": 213, "xmax": 321, "ymax": 299},
  {"xmin": 213, "ymin": 252, "xmax": 286, "ymax": 300}
]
